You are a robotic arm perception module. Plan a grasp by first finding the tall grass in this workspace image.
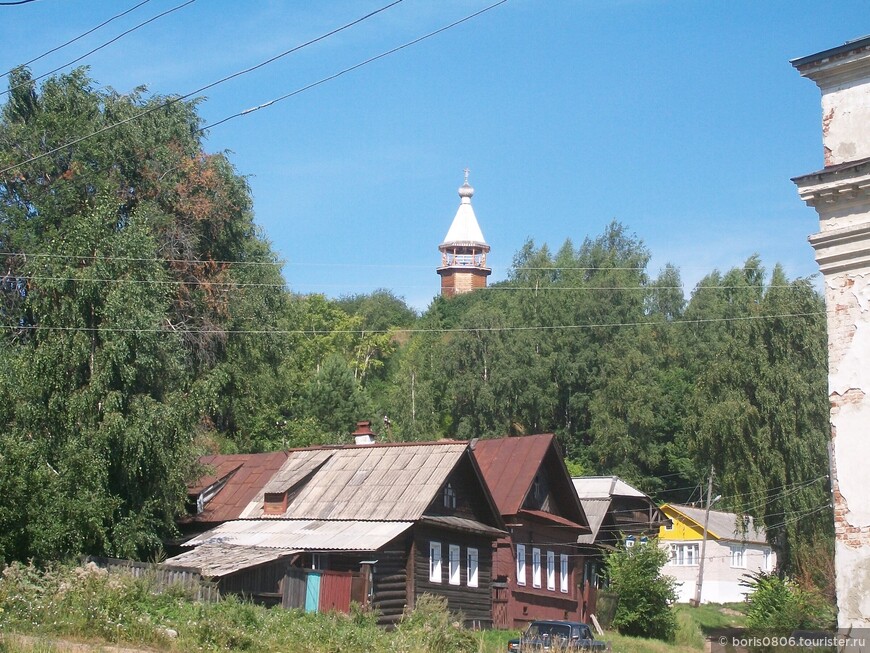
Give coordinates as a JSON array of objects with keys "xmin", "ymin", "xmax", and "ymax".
[{"xmin": 0, "ymin": 562, "xmax": 476, "ymax": 653}]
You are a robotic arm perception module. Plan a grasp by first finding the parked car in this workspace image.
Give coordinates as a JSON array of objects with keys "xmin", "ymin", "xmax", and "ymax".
[{"xmin": 507, "ymin": 620, "xmax": 608, "ymax": 652}]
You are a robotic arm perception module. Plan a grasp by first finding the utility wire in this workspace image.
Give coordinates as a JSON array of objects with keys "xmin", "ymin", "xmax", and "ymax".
[
  {"xmin": 2, "ymin": 0, "xmax": 196, "ymax": 97},
  {"xmin": 0, "ymin": 0, "xmax": 41, "ymax": 5},
  {"xmin": 2, "ymin": 0, "xmax": 152, "ymax": 77},
  {"xmin": 201, "ymin": 0, "xmax": 509, "ymax": 132},
  {"xmin": 0, "ymin": 311, "xmax": 828, "ymax": 336},
  {"xmin": 0, "ymin": 0, "xmax": 504, "ymax": 175},
  {"xmin": 0, "ymin": 0, "xmax": 408, "ymax": 175},
  {"xmin": 0, "ymin": 274, "xmax": 826, "ymax": 293}
]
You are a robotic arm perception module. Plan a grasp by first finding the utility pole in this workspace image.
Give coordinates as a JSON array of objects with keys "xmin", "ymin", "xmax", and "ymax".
[{"xmin": 693, "ymin": 466, "xmax": 714, "ymax": 607}]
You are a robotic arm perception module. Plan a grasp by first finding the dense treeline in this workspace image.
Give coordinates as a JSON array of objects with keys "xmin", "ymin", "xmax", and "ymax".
[{"xmin": 0, "ymin": 69, "xmax": 831, "ymax": 574}]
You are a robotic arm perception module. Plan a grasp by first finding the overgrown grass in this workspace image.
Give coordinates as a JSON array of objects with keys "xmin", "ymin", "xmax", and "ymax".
[
  {"xmin": 0, "ymin": 563, "xmax": 758, "ymax": 653},
  {"xmin": 674, "ymin": 603, "xmax": 746, "ymax": 632},
  {"xmin": 0, "ymin": 562, "xmax": 476, "ymax": 653}
]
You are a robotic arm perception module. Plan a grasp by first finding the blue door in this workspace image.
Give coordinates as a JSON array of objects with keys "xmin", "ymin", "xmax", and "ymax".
[{"xmin": 305, "ymin": 572, "xmax": 322, "ymax": 613}]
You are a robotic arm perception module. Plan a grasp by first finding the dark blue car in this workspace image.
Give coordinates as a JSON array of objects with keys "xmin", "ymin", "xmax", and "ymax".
[{"xmin": 507, "ymin": 620, "xmax": 608, "ymax": 652}]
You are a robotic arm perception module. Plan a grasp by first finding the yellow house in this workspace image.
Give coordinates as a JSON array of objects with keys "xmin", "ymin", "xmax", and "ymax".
[{"xmin": 657, "ymin": 503, "xmax": 774, "ymax": 603}]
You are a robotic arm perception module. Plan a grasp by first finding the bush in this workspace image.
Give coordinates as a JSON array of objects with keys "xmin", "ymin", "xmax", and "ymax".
[
  {"xmin": 742, "ymin": 571, "xmax": 835, "ymax": 632},
  {"xmin": 605, "ymin": 538, "xmax": 678, "ymax": 641}
]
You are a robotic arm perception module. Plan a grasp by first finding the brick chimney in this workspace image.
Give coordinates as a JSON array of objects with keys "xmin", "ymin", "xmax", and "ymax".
[{"xmin": 352, "ymin": 420, "xmax": 377, "ymax": 446}]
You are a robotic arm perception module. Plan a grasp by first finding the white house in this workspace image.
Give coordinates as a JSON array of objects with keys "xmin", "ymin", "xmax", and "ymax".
[{"xmin": 658, "ymin": 503, "xmax": 775, "ymax": 604}]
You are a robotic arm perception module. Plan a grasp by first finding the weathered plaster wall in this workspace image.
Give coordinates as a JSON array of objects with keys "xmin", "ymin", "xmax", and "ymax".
[
  {"xmin": 821, "ymin": 80, "xmax": 870, "ymax": 166},
  {"xmin": 827, "ymin": 272, "xmax": 870, "ymax": 625},
  {"xmin": 795, "ymin": 41, "xmax": 870, "ymax": 636}
]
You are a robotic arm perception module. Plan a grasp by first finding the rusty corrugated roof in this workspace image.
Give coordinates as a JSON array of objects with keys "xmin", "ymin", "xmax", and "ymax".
[
  {"xmin": 190, "ymin": 452, "xmax": 289, "ymax": 523},
  {"xmin": 472, "ymin": 434, "xmax": 555, "ymax": 516}
]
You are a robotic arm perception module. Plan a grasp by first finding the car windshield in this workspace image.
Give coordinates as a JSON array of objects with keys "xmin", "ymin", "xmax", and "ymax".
[{"xmin": 526, "ymin": 623, "xmax": 571, "ymax": 640}]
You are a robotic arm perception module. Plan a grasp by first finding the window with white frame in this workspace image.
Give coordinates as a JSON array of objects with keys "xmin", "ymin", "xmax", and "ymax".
[
  {"xmin": 546, "ymin": 551, "xmax": 556, "ymax": 591},
  {"xmin": 467, "ymin": 547, "xmax": 479, "ymax": 588},
  {"xmin": 669, "ymin": 543, "xmax": 700, "ymax": 566},
  {"xmin": 560, "ymin": 554, "xmax": 569, "ymax": 593},
  {"xmin": 532, "ymin": 548, "xmax": 542, "ymax": 588},
  {"xmin": 730, "ymin": 546, "xmax": 746, "ymax": 569},
  {"xmin": 448, "ymin": 544, "xmax": 461, "ymax": 585},
  {"xmin": 625, "ymin": 535, "xmax": 636, "ymax": 548},
  {"xmin": 429, "ymin": 541, "xmax": 442, "ymax": 582},
  {"xmin": 516, "ymin": 544, "xmax": 526, "ymax": 586}
]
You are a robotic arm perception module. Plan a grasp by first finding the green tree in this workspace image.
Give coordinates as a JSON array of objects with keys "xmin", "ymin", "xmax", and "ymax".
[{"xmin": 606, "ymin": 539, "xmax": 677, "ymax": 641}]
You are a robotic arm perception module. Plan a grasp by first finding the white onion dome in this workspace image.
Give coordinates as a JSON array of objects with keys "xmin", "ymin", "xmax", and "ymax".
[{"xmin": 458, "ymin": 181, "xmax": 474, "ymax": 200}]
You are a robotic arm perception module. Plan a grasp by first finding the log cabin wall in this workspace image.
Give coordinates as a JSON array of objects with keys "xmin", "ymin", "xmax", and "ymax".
[{"xmin": 412, "ymin": 525, "xmax": 493, "ymax": 628}]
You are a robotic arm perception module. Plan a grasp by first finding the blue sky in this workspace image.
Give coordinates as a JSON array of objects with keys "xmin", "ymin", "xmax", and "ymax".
[{"xmin": 2, "ymin": 1, "xmax": 867, "ymax": 311}]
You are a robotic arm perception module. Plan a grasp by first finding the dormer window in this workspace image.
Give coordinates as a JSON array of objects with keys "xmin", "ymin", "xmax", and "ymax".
[
  {"xmin": 264, "ymin": 491, "xmax": 289, "ymax": 515},
  {"xmin": 443, "ymin": 483, "xmax": 456, "ymax": 509}
]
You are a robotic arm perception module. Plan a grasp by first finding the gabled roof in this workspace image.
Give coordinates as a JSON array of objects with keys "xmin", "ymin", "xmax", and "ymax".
[
  {"xmin": 187, "ymin": 452, "xmax": 289, "ymax": 523},
  {"xmin": 243, "ymin": 441, "xmax": 474, "ymax": 522},
  {"xmin": 663, "ymin": 503, "xmax": 768, "ymax": 545},
  {"xmin": 472, "ymin": 434, "xmax": 587, "ymax": 531},
  {"xmin": 573, "ymin": 476, "xmax": 663, "ymax": 544},
  {"xmin": 572, "ymin": 476, "xmax": 648, "ymax": 500}
]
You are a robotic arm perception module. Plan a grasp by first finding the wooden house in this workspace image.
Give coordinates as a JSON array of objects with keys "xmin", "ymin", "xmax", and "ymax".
[
  {"xmin": 572, "ymin": 476, "xmax": 667, "ymax": 600},
  {"xmin": 471, "ymin": 434, "xmax": 590, "ymax": 628},
  {"xmin": 169, "ymin": 423, "xmax": 505, "ymax": 626}
]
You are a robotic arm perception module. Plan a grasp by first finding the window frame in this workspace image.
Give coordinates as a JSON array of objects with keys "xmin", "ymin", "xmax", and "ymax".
[
  {"xmin": 429, "ymin": 541, "xmax": 442, "ymax": 583},
  {"xmin": 560, "ymin": 553, "xmax": 569, "ymax": 593},
  {"xmin": 516, "ymin": 543, "xmax": 526, "ymax": 586},
  {"xmin": 448, "ymin": 544, "xmax": 461, "ymax": 585},
  {"xmin": 532, "ymin": 547, "xmax": 542, "ymax": 589},
  {"xmin": 546, "ymin": 550, "xmax": 556, "ymax": 591},
  {"xmin": 467, "ymin": 547, "xmax": 479, "ymax": 588}
]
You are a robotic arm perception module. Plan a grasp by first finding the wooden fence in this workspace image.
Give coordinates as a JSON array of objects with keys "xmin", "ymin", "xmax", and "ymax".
[{"xmin": 83, "ymin": 556, "xmax": 220, "ymax": 603}]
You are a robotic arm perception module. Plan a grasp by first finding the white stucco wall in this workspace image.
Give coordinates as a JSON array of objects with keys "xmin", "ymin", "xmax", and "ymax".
[{"xmin": 660, "ymin": 539, "xmax": 773, "ymax": 604}]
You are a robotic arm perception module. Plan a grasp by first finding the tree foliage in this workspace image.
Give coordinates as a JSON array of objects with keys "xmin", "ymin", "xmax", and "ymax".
[
  {"xmin": 605, "ymin": 539, "xmax": 677, "ymax": 641},
  {"xmin": 0, "ymin": 68, "xmax": 832, "ymax": 572}
]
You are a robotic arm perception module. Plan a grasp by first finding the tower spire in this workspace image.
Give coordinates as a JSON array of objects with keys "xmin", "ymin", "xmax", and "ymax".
[{"xmin": 436, "ymin": 172, "xmax": 491, "ymax": 297}]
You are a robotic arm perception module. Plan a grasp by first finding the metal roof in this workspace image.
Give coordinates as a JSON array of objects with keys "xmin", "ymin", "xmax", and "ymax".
[
  {"xmin": 188, "ymin": 452, "xmax": 289, "ymax": 523},
  {"xmin": 663, "ymin": 504, "xmax": 768, "ymax": 545},
  {"xmin": 440, "ymin": 182, "xmax": 488, "ymax": 249},
  {"xmin": 241, "ymin": 442, "xmax": 469, "ymax": 521},
  {"xmin": 790, "ymin": 34, "xmax": 870, "ymax": 69},
  {"xmin": 472, "ymin": 434, "xmax": 557, "ymax": 515},
  {"xmin": 184, "ymin": 518, "xmax": 414, "ymax": 552},
  {"xmin": 165, "ymin": 543, "xmax": 298, "ymax": 577},
  {"xmin": 419, "ymin": 515, "xmax": 506, "ymax": 538},
  {"xmin": 576, "ymin": 499, "xmax": 610, "ymax": 544},
  {"xmin": 572, "ymin": 476, "xmax": 648, "ymax": 500}
]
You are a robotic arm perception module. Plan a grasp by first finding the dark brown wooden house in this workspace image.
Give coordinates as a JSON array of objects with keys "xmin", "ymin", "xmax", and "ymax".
[
  {"xmin": 572, "ymin": 475, "xmax": 667, "ymax": 610},
  {"xmin": 471, "ymin": 434, "xmax": 591, "ymax": 629},
  {"xmin": 170, "ymin": 425, "xmax": 505, "ymax": 626}
]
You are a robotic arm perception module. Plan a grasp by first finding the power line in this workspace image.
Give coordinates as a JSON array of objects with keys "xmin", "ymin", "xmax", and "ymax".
[
  {"xmin": 0, "ymin": 0, "xmax": 41, "ymax": 5},
  {"xmin": 0, "ymin": 274, "xmax": 825, "ymax": 293},
  {"xmin": 201, "ymin": 0, "xmax": 509, "ymax": 132},
  {"xmin": 2, "ymin": 0, "xmax": 152, "ymax": 77},
  {"xmin": 0, "ymin": 0, "xmax": 410, "ymax": 176},
  {"xmin": 3, "ymin": 0, "xmax": 196, "ymax": 97},
  {"xmin": 0, "ymin": 310, "xmax": 827, "ymax": 336}
]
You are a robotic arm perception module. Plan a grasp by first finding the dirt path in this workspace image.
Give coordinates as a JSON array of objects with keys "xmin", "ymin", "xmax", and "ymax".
[{"xmin": 1, "ymin": 633, "xmax": 164, "ymax": 653}]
